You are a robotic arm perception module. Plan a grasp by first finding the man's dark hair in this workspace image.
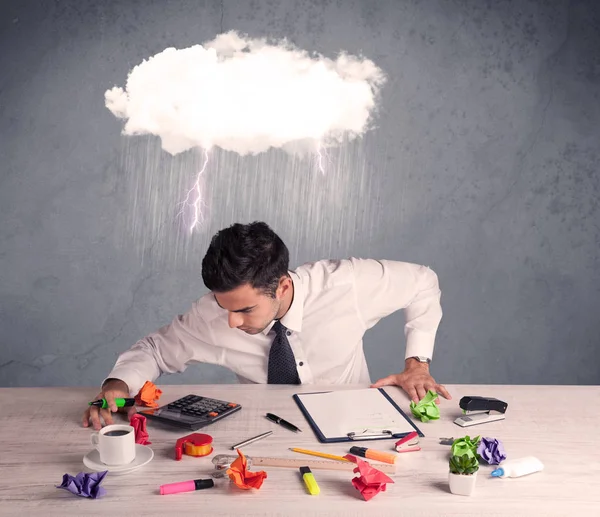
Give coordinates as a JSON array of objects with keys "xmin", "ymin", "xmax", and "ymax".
[{"xmin": 201, "ymin": 221, "xmax": 290, "ymax": 297}]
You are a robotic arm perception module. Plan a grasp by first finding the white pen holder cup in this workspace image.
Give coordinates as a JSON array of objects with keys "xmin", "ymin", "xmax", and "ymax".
[{"xmin": 91, "ymin": 424, "xmax": 136, "ymax": 465}]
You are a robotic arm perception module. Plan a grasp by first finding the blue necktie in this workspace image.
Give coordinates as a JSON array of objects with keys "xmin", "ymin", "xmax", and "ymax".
[{"xmin": 267, "ymin": 321, "xmax": 300, "ymax": 384}]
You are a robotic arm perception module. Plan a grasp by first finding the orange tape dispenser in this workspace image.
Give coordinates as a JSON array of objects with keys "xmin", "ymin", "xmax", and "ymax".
[{"xmin": 175, "ymin": 433, "xmax": 214, "ymax": 460}]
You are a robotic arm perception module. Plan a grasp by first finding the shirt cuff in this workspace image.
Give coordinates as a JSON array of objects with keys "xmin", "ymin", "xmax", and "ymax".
[
  {"xmin": 102, "ymin": 369, "xmax": 147, "ymax": 397},
  {"xmin": 404, "ymin": 329, "xmax": 436, "ymax": 360}
]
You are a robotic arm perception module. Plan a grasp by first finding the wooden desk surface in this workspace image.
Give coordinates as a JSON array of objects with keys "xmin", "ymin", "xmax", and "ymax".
[{"xmin": 0, "ymin": 384, "xmax": 598, "ymax": 516}]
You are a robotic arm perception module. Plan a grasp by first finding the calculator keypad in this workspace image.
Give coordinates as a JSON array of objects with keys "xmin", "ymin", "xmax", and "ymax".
[
  {"xmin": 141, "ymin": 393, "xmax": 242, "ymax": 430},
  {"xmin": 167, "ymin": 395, "xmax": 236, "ymax": 419}
]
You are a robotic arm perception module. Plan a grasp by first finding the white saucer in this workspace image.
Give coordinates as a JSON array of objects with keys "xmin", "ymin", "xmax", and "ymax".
[{"xmin": 83, "ymin": 444, "xmax": 154, "ymax": 475}]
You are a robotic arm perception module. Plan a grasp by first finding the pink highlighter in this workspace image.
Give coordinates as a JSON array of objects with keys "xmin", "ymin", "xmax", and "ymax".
[{"xmin": 160, "ymin": 478, "xmax": 214, "ymax": 495}]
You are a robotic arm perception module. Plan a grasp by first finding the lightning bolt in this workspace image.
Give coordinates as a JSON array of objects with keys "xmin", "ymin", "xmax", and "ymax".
[
  {"xmin": 316, "ymin": 146, "xmax": 326, "ymax": 175},
  {"xmin": 177, "ymin": 149, "xmax": 210, "ymax": 233}
]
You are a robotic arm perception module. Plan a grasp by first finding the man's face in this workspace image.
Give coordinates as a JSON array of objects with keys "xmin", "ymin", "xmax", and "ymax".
[{"xmin": 214, "ymin": 283, "xmax": 282, "ymax": 335}]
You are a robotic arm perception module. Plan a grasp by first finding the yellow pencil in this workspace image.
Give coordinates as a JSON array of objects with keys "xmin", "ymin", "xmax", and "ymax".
[{"xmin": 289, "ymin": 448, "xmax": 351, "ymax": 462}]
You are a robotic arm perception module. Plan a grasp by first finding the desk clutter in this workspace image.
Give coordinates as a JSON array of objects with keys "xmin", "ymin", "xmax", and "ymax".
[{"xmin": 63, "ymin": 383, "xmax": 544, "ymax": 501}]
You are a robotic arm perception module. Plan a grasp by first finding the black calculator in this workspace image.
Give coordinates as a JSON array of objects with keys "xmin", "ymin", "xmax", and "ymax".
[{"xmin": 139, "ymin": 394, "xmax": 242, "ymax": 430}]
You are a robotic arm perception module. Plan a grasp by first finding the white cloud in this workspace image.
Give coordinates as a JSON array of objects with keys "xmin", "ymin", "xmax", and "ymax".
[{"xmin": 105, "ymin": 31, "xmax": 385, "ymax": 156}]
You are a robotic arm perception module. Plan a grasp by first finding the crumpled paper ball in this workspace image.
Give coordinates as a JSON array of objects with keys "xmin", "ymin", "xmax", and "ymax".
[
  {"xmin": 56, "ymin": 471, "xmax": 107, "ymax": 499},
  {"xmin": 134, "ymin": 380, "xmax": 163, "ymax": 408},
  {"xmin": 226, "ymin": 449, "xmax": 267, "ymax": 490},
  {"xmin": 350, "ymin": 457, "xmax": 394, "ymax": 501},
  {"xmin": 477, "ymin": 437, "xmax": 507, "ymax": 465},
  {"xmin": 409, "ymin": 390, "xmax": 440, "ymax": 422},
  {"xmin": 451, "ymin": 435, "xmax": 481, "ymax": 459},
  {"xmin": 130, "ymin": 413, "xmax": 151, "ymax": 445}
]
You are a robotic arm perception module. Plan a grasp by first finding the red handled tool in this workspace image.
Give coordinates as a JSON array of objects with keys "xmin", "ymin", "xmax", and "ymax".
[{"xmin": 175, "ymin": 433, "xmax": 213, "ymax": 460}]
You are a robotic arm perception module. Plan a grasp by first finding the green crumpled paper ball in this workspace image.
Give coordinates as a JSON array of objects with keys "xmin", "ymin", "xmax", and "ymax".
[
  {"xmin": 450, "ymin": 435, "xmax": 481, "ymax": 458},
  {"xmin": 409, "ymin": 390, "xmax": 440, "ymax": 422}
]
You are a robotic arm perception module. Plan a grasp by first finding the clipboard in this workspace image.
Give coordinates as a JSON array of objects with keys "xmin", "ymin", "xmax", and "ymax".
[{"xmin": 293, "ymin": 388, "xmax": 424, "ymax": 443}]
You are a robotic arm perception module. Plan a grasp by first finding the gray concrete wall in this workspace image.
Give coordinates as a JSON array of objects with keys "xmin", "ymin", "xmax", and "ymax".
[{"xmin": 1, "ymin": 0, "xmax": 599, "ymax": 388}]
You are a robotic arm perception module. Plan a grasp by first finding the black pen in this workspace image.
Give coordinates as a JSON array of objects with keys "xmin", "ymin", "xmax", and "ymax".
[{"xmin": 265, "ymin": 413, "xmax": 302, "ymax": 433}]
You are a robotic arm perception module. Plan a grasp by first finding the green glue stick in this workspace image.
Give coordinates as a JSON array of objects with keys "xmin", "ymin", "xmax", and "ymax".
[{"xmin": 88, "ymin": 398, "xmax": 136, "ymax": 409}]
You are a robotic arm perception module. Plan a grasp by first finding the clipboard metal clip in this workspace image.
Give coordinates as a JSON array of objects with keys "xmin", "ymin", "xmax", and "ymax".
[{"xmin": 346, "ymin": 429, "xmax": 393, "ymax": 440}]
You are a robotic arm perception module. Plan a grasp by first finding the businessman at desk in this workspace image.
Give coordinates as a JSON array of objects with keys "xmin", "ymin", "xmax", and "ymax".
[{"xmin": 83, "ymin": 221, "xmax": 451, "ymax": 429}]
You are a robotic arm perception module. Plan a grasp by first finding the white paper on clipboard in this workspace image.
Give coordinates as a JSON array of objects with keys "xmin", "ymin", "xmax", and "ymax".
[{"xmin": 295, "ymin": 388, "xmax": 420, "ymax": 441}]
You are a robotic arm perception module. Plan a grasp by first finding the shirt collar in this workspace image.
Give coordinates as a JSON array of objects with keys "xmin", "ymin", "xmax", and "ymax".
[{"xmin": 261, "ymin": 271, "xmax": 304, "ymax": 335}]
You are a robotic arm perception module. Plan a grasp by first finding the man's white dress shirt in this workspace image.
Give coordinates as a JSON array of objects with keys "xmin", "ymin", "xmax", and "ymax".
[{"xmin": 107, "ymin": 258, "xmax": 442, "ymax": 395}]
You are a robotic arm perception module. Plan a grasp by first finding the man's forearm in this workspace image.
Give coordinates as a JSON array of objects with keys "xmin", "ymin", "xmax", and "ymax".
[{"xmin": 103, "ymin": 340, "xmax": 163, "ymax": 396}]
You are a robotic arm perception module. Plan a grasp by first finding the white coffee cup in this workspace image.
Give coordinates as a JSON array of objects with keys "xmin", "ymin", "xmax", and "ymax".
[{"xmin": 90, "ymin": 424, "xmax": 136, "ymax": 465}]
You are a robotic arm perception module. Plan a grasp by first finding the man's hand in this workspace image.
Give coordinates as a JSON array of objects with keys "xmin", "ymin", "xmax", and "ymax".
[
  {"xmin": 82, "ymin": 379, "xmax": 136, "ymax": 430},
  {"xmin": 371, "ymin": 358, "xmax": 452, "ymax": 403}
]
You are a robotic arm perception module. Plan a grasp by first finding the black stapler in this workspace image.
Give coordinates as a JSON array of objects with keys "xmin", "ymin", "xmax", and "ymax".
[{"xmin": 454, "ymin": 396, "xmax": 508, "ymax": 427}]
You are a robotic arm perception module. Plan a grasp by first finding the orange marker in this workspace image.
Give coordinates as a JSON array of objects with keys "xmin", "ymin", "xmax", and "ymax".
[{"xmin": 349, "ymin": 446, "xmax": 398, "ymax": 464}]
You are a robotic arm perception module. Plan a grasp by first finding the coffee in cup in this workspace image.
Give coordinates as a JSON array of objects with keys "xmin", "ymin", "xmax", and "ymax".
[
  {"xmin": 90, "ymin": 424, "xmax": 136, "ymax": 465},
  {"xmin": 104, "ymin": 430, "xmax": 131, "ymax": 437}
]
